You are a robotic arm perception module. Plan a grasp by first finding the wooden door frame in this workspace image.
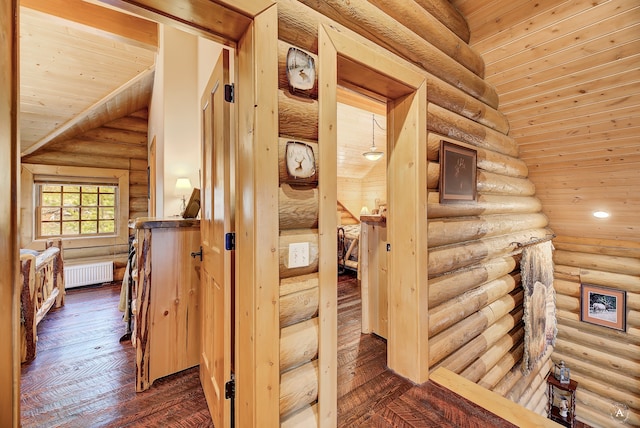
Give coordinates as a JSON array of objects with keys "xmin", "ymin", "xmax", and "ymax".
[
  {"xmin": 318, "ymin": 26, "xmax": 428, "ymax": 425},
  {"xmin": 1, "ymin": 0, "xmax": 21, "ymax": 426},
  {"xmin": 4, "ymin": 1, "xmax": 280, "ymax": 427}
]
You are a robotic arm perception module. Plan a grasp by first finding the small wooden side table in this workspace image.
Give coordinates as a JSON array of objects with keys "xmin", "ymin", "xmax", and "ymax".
[{"xmin": 547, "ymin": 372, "xmax": 578, "ymax": 427}]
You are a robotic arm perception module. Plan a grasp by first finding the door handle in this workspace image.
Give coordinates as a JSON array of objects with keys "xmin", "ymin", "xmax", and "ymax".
[{"xmin": 191, "ymin": 246, "xmax": 203, "ymax": 261}]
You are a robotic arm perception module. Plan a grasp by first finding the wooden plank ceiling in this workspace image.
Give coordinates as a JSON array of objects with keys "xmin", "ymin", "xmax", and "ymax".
[
  {"xmin": 19, "ymin": 0, "xmax": 157, "ymax": 156},
  {"xmin": 337, "ymin": 86, "xmax": 387, "ymax": 180},
  {"xmin": 452, "ymin": 0, "xmax": 640, "ymax": 242}
]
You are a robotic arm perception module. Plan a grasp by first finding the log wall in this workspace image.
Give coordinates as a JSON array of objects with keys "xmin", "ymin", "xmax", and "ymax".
[
  {"xmin": 21, "ymin": 109, "xmax": 149, "ymax": 266},
  {"xmin": 277, "ymin": 0, "xmax": 552, "ymax": 424},
  {"xmin": 552, "ymin": 236, "xmax": 640, "ymax": 427}
]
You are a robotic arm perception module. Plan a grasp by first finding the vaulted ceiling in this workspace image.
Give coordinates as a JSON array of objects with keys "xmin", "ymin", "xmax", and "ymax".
[
  {"xmin": 452, "ymin": 0, "xmax": 639, "ymax": 242},
  {"xmin": 19, "ymin": 0, "xmax": 157, "ymax": 156},
  {"xmin": 18, "ymin": 0, "xmax": 639, "ymax": 243}
]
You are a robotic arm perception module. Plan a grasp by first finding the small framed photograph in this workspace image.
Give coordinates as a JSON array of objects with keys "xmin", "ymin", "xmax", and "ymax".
[
  {"xmin": 439, "ymin": 140, "xmax": 477, "ymax": 203},
  {"xmin": 580, "ymin": 283, "xmax": 626, "ymax": 331}
]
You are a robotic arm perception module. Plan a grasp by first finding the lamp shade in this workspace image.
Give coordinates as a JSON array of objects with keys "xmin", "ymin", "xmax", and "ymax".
[
  {"xmin": 363, "ymin": 113, "xmax": 384, "ymax": 161},
  {"xmin": 362, "ymin": 149, "xmax": 384, "ymax": 161},
  {"xmin": 175, "ymin": 177, "xmax": 192, "ymax": 194}
]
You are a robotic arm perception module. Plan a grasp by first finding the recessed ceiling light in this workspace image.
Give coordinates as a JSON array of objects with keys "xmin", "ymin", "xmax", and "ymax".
[{"xmin": 593, "ymin": 211, "xmax": 610, "ymax": 219}]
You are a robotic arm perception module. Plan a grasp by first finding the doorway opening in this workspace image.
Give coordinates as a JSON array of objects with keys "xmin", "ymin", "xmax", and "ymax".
[
  {"xmin": 336, "ymin": 85, "xmax": 389, "ymax": 424},
  {"xmin": 317, "ymin": 23, "xmax": 428, "ymax": 423}
]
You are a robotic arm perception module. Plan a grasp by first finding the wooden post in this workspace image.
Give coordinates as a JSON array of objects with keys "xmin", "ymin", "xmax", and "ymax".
[
  {"xmin": 235, "ymin": 6, "xmax": 281, "ymax": 427},
  {"xmin": 317, "ymin": 26, "xmax": 338, "ymax": 428},
  {"xmin": 387, "ymin": 84, "xmax": 429, "ymax": 382}
]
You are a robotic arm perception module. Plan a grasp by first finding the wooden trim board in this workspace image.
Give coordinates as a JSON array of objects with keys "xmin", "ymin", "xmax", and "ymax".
[{"xmin": 430, "ymin": 367, "xmax": 560, "ymax": 427}]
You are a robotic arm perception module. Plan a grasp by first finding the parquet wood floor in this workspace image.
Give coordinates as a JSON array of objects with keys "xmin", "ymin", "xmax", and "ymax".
[{"xmin": 21, "ymin": 274, "xmax": 568, "ymax": 427}]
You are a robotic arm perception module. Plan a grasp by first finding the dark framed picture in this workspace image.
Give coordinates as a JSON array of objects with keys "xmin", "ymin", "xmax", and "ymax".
[
  {"xmin": 439, "ymin": 140, "xmax": 477, "ymax": 203},
  {"xmin": 580, "ymin": 283, "xmax": 626, "ymax": 331}
]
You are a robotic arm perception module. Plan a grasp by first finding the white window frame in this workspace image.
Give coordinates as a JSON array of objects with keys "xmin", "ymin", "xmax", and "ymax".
[{"xmin": 21, "ymin": 164, "xmax": 129, "ymax": 251}]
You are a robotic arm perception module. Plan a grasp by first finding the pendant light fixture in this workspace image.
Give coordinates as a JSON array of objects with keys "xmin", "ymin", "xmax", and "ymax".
[{"xmin": 363, "ymin": 113, "xmax": 384, "ymax": 161}]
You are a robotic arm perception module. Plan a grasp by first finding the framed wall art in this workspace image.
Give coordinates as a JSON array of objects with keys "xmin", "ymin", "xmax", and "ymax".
[
  {"xmin": 439, "ymin": 140, "xmax": 477, "ymax": 203},
  {"xmin": 286, "ymin": 47, "xmax": 316, "ymax": 95},
  {"xmin": 580, "ymin": 283, "xmax": 626, "ymax": 331},
  {"xmin": 284, "ymin": 140, "xmax": 317, "ymax": 184}
]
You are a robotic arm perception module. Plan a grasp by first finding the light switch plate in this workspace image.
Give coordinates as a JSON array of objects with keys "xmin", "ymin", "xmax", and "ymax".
[{"xmin": 288, "ymin": 242, "xmax": 310, "ymax": 268}]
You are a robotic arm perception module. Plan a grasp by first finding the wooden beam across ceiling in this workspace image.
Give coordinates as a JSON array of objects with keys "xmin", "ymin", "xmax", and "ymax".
[{"xmin": 21, "ymin": 0, "xmax": 158, "ymax": 49}]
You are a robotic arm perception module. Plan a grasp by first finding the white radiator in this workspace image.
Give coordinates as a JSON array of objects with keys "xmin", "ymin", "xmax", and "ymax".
[{"xmin": 64, "ymin": 262, "xmax": 114, "ymax": 288}]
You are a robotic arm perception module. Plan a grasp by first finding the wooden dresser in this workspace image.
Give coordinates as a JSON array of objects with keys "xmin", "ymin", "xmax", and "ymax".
[{"xmin": 130, "ymin": 218, "xmax": 201, "ymax": 392}]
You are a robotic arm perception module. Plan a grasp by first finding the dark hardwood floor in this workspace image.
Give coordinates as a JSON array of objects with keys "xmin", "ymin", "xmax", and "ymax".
[
  {"xmin": 21, "ymin": 274, "xmax": 569, "ymax": 427},
  {"xmin": 20, "ymin": 282, "xmax": 212, "ymax": 428}
]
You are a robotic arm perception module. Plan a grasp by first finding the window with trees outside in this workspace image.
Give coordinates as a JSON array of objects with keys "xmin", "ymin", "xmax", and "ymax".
[
  {"xmin": 21, "ymin": 164, "xmax": 130, "ymax": 251},
  {"xmin": 38, "ymin": 183, "xmax": 118, "ymax": 238}
]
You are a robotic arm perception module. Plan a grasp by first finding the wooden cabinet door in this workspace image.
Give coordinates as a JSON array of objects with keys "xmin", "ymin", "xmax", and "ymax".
[{"xmin": 200, "ymin": 48, "xmax": 233, "ymax": 428}]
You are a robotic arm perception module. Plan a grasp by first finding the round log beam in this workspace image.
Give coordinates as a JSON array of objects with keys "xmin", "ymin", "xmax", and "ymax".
[
  {"xmin": 438, "ymin": 309, "xmax": 523, "ymax": 374},
  {"xmin": 554, "ymin": 249, "xmax": 640, "ymax": 276},
  {"xmin": 427, "ymin": 193, "xmax": 542, "ymax": 218},
  {"xmin": 280, "ymin": 317, "xmax": 319, "ymax": 371},
  {"xmin": 278, "ymin": 0, "xmax": 499, "ymax": 108},
  {"xmin": 428, "ymin": 213, "xmax": 548, "ymax": 248},
  {"xmin": 429, "ymin": 273, "xmax": 520, "ymax": 336},
  {"xmin": 279, "ymin": 184, "xmax": 319, "ymax": 230},
  {"xmin": 428, "ymin": 228, "xmax": 549, "ymax": 277},
  {"xmin": 477, "ymin": 342, "xmax": 524, "ymax": 391},
  {"xmin": 427, "ymin": 133, "xmax": 528, "ymax": 178},
  {"xmin": 413, "ymin": 0, "xmax": 470, "ymax": 43},
  {"xmin": 367, "ymin": 0, "xmax": 484, "ymax": 76},
  {"xmin": 280, "ymin": 272, "xmax": 318, "ymax": 297},
  {"xmin": 460, "ymin": 324, "xmax": 525, "ymax": 383},
  {"xmin": 428, "ymin": 103, "xmax": 518, "ymax": 157},
  {"xmin": 429, "ymin": 290, "xmax": 523, "ymax": 366},
  {"xmin": 428, "ymin": 256, "xmax": 517, "ymax": 308},
  {"xmin": 280, "ymin": 359, "xmax": 319, "ymax": 417},
  {"xmin": 280, "ymin": 286, "xmax": 319, "ymax": 328}
]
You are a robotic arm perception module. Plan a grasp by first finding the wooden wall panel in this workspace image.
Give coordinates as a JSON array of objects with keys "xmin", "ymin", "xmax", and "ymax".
[
  {"xmin": 361, "ymin": 160, "xmax": 386, "ymax": 213},
  {"xmin": 452, "ymin": 0, "xmax": 640, "ymax": 244},
  {"xmin": 336, "ymin": 177, "xmax": 361, "ymax": 221}
]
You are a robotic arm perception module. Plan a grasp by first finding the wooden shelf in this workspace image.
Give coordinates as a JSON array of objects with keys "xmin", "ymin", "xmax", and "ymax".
[{"xmin": 546, "ymin": 373, "xmax": 577, "ymax": 428}]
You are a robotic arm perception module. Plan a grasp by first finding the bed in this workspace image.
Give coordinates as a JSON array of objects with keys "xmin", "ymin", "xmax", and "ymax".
[
  {"xmin": 338, "ymin": 224, "xmax": 360, "ymax": 274},
  {"xmin": 19, "ymin": 239, "xmax": 65, "ymax": 363}
]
